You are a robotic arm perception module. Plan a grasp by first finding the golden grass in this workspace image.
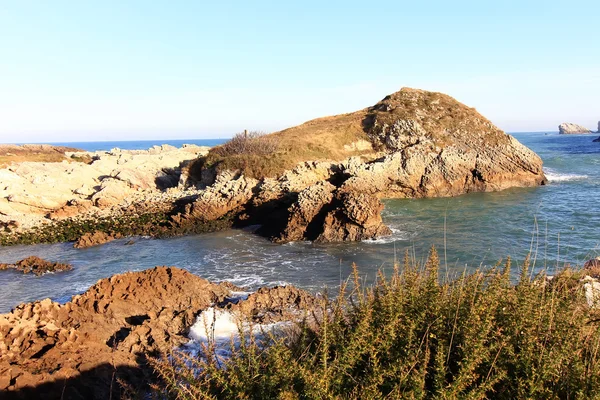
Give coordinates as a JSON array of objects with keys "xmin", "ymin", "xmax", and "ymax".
[
  {"xmin": 197, "ymin": 88, "xmax": 510, "ymax": 180},
  {"xmin": 200, "ymin": 111, "xmax": 375, "ymax": 179},
  {"xmin": 0, "ymin": 145, "xmax": 87, "ymax": 168}
]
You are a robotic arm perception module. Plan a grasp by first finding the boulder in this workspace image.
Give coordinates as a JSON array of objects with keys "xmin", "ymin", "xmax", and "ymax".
[
  {"xmin": 316, "ymin": 192, "xmax": 392, "ymax": 242},
  {"xmin": 74, "ymin": 231, "xmax": 116, "ymax": 249},
  {"xmin": 558, "ymin": 123, "xmax": 592, "ymax": 134},
  {"xmin": 0, "ymin": 256, "xmax": 72, "ymax": 275}
]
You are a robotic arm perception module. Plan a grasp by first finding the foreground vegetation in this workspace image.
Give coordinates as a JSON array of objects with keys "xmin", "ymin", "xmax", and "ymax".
[{"xmin": 152, "ymin": 249, "xmax": 600, "ymax": 399}]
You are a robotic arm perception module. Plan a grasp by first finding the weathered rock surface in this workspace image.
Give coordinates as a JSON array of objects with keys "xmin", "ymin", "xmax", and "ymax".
[
  {"xmin": 73, "ymin": 231, "xmax": 116, "ymax": 249},
  {"xmin": 1, "ymin": 88, "xmax": 547, "ymax": 245},
  {"xmin": 226, "ymin": 286, "xmax": 318, "ymax": 324},
  {"xmin": 0, "ymin": 256, "xmax": 72, "ymax": 275},
  {"xmin": 558, "ymin": 122, "xmax": 592, "ymax": 134},
  {"xmin": 182, "ymin": 88, "xmax": 546, "ymax": 243},
  {"xmin": 0, "ymin": 145, "xmax": 209, "ymax": 232},
  {"xmin": 271, "ymin": 181, "xmax": 391, "ymax": 242},
  {"xmin": 0, "ymin": 267, "xmax": 316, "ymax": 398}
]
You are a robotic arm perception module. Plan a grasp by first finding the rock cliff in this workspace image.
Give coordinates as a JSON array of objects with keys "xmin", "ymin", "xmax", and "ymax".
[{"xmin": 558, "ymin": 123, "xmax": 592, "ymax": 134}]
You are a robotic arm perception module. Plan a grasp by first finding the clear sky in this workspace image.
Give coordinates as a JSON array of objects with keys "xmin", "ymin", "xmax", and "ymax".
[{"xmin": 0, "ymin": 0, "xmax": 598, "ymax": 143}]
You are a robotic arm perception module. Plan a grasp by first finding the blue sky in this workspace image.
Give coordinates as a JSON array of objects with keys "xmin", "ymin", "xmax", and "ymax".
[{"xmin": 0, "ymin": 1, "xmax": 598, "ymax": 142}]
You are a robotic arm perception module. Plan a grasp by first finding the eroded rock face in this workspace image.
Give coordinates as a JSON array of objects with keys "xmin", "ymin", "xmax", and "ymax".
[
  {"xmin": 317, "ymin": 192, "xmax": 392, "ymax": 242},
  {"xmin": 558, "ymin": 123, "xmax": 592, "ymax": 134},
  {"xmin": 272, "ymin": 182, "xmax": 391, "ymax": 243},
  {"xmin": 0, "ymin": 267, "xmax": 316, "ymax": 398},
  {"xmin": 226, "ymin": 286, "xmax": 318, "ymax": 324},
  {"xmin": 0, "ymin": 256, "xmax": 72, "ymax": 275}
]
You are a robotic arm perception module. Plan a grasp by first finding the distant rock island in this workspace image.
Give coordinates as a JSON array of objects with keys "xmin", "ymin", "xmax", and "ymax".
[
  {"xmin": 0, "ymin": 88, "xmax": 547, "ymax": 245},
  {"xmin": 558, "ymin": 122, "xmax": 592, "ymax": 134}
]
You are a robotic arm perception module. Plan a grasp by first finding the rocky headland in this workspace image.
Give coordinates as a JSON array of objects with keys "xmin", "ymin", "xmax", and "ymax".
[
  {"xmin": 0, "ymin": 266, "xmax": 315, "ymax": 399},
  {"xmin": 0, "ymin": 88, "xmax": 547, "ymax": 246},
  {"xmin": 558, "ymin": 122, "xmax": 592, "ymax": 134}
]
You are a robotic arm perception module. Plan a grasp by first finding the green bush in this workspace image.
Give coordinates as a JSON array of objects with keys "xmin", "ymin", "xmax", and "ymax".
[{"xmin": 151, "ymin": 248, "xmax": 600, "ymax": 399}]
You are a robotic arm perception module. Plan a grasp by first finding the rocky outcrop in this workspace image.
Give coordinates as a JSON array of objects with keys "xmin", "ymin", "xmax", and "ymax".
[
  {"xmin": 226, "ymin": 286, "xmax": 318, "ymax": 324},
  {"xmin": 180, "ymin": 88, "xmax": 546, "ymax": 243},
  {"xmin": 0, "ymin": 267, "xmax": 312, "ymax": 398},
  {"xmin": 1, "ymin": 89, "xmax": 548, "ymax": 246},
  {"xmin": 73, "ymin": 231, "xmax": 116, "ymax": 249},
  {"xmin": 317, "ymin": 192, "xmax": 392, "ymax": 242},
  {"xmin": 0, "ymin": 145, "xmax": 209, "ymax": 232},
  {"xmin": 272, "ymin": 182, "xmax": 391, "ymax": 243},
  {"xmin": 558, "ymin": 123, "xmax": 592, "ymax": 134},
  {"xmin": 594, "ymin": 136, "xmax": 600, "ymax": 143},
  {"xmin": 0, "ymin": 256, "xmax": 72, "ymax": 275}
]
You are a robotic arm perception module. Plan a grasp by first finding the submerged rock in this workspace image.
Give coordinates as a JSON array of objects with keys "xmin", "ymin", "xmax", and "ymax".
[
  {"xmin": 558, "ymin": 122, "xmax": 592, "ymax": 134},
  {"xmin": 0, "ymin": 256, "xmax": 72, "ymax": 275}
]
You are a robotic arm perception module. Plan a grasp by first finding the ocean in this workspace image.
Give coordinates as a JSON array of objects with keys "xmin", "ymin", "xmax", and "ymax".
[
  {"xmin": 1, "ymin": 132, "xmax": 599, "ymax": 312},
  {"xmin": 37, "ymin": 138, "xmax": 228, "ymax": 152}
]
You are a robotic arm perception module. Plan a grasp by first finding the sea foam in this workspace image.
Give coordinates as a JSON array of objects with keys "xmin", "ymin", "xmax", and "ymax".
[{"xmin": 544, "ymin": 169, "xmax": 588, "ymax": 182}]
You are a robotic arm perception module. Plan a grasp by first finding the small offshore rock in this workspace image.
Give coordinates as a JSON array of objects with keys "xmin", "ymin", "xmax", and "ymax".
[
  {"xmin": 0, "ymin": 256, "xmax": 72, "ymax": 275},
  {"xmin": 74, "ymin": 230, "xmax": 115, "ymax": 248},
  {"xmin": 558, "ymin": 122, "xmax": 592, "ymax": 134}
]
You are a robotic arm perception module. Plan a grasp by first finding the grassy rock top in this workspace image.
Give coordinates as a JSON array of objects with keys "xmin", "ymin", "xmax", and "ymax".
[{"xmin": 199, "ymin": 88, "xmax": 515, "ymax": 179}]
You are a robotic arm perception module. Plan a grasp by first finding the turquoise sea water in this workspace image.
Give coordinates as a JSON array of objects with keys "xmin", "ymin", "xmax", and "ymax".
[{"xmin": 1, "ymin": 132, "xmax": 599, "ymax": 312}]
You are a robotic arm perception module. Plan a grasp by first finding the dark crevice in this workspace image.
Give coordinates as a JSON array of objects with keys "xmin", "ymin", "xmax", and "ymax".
[
  {"xmin": 304, "ymin": 197, "xmax": 341, "ymax": 241},
  {"xmin": 106, "ymin": 327, "xmax": 131, "ymax": 348},
  {"xmin": 31, "ymin": 344, "xmax": 54, "ymax": 359},
  {"xmin": 125, "ymin": 314, "xmax": 150, "ymax": 326}
]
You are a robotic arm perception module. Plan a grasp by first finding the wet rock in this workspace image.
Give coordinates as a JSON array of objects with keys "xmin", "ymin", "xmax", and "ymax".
[
  {"xmin": 0, "ymin": 256, "xmax": 72, "ymax": 275},
  {"xmin": 227, "ymin": 286, "xmax": 318, "ymax": 324},
  {"xmin": 73, "ymin": 231, "xmax": 116, "ymax": 249}
]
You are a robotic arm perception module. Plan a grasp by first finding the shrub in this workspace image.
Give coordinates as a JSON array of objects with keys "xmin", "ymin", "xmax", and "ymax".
[
  {"xmin": 210, "ymin": 131, "xmax": 279, "ymax": 158},
  {"xmin": 151, "ymin": 249, "xmax": 600, "ymax": 399}
]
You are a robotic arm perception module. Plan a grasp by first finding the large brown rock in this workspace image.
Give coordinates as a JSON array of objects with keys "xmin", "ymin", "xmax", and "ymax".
[
  {"xmin": 73, "ymin": 230, "xmax": 116, "ymax": 249},
  {"xmin": 0, "ymin": 256, "xmax": 72, "ymax": 275},
  {"xmin": 0, "ymin": 267, "xmax": 317, "ymax": 399},
  {"xmin": 0, "ymin": 267, "xmax": 233, "ymax": 399},
  {"xmin": 273, "ymin": 182, "xmax": 392, "ymax": 243}
]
